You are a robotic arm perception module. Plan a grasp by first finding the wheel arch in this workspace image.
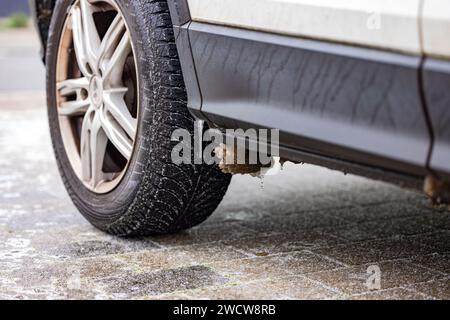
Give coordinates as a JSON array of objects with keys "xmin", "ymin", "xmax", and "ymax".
[{"xmin": 30, "ymin": 0, "xmax": 57, "ymax": 62}]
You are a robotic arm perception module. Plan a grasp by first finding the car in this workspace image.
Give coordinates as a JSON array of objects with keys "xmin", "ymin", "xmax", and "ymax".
[{"xmin": 30, "ymin": 0, "xmax": 450, "ymax": 236}]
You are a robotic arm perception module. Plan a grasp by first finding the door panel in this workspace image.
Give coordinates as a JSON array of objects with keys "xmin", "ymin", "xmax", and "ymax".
[
  {"xmin": 188, "ymin": 23, "xmax": 430, "ymax": 175},
  {"xmin": 172, "ymin": 0, "xmax": 434, "ymax": 176},
  {"xmin": 422, "ymin": 59, "xmax": 450, "ymax": 179},
  {"xmin": 187, "ymin": 0, "xmax": 422, "ymax": 54}
]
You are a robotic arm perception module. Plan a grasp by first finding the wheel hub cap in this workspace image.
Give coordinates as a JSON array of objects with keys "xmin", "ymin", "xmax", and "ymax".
[{"xmin": 90, "ymin": 76, "xmax": 103, "ymax": 108}]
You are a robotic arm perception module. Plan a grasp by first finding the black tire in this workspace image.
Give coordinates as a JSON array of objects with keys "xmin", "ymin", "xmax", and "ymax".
[{"xmin": 46, "ymin": 0, "xmax": 231, "ymax": 236}]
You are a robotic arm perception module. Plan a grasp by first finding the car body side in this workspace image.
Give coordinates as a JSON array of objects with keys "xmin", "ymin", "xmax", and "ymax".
[{"xmin": 31, "ymin": 0, "xmax": 450, "ymax": 191}]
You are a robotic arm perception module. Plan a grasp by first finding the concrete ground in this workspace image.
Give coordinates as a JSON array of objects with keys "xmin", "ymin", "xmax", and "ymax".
[{"xmin": 0, "ymin": 28, "xmax": 449, "ymax": 300}]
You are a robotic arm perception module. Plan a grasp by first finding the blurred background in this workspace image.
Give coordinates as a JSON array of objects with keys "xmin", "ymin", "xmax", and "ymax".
[
  {"xmin": 0, "ymin": 0, "xmax": 29, "ymax": 17},
  {"xmin": 0, "ymin": 0, "xmax": 44, "ymax": 93}
]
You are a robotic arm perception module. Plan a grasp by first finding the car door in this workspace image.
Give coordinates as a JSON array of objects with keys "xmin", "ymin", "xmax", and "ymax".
[{"xmin": 176, "ymin": 0, "xmax": 433, "ymax": 177}]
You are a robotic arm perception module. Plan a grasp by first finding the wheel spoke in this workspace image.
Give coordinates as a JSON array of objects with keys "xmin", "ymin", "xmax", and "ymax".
[
  {"xmin": 57, "ymin": 77, "xmax": 89, "ymax": 96},
  {"xmin": 60, "ymin": 100, "xmax": 90, "ymax": 117},
  {"xmin": 98, "ymin": 14, "xmax": 126, "ymax": 70},
  {"xmin": 103, "ymin": 88, "xmax": 137, "ymax": 138},
  {"xmin": 99, "ymin": 109, "xmax": 134, "ymax": 160},
  {"xmin": 79, "ymin": 0, "xmax": 101, "ymax": 68},
  {"xmin": 70, "ymin": 7, "xmax": 91, "ymax": 77},
  {"xmin": 57, "ymin": 78, "xmax": 90, "ymax": 116},
  {"xmin": 89, "ymin": 113, "xmax": 109, "ymax": 187},
  {"xmin": 80, "ymin": 109, "xmax": 109, "ymax": 188},
  {"xmin": 80, "ymin": 109, "xmax": 93, "ymax": 181},
  {"xmin": 102, "ymin": 32, "xmax": 131, "ymax": 86}
]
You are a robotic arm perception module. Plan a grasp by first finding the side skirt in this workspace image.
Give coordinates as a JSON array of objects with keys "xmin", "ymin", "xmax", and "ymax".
[{"xmin": 168, "ymin": 0, "xmax": 431, "ymax": 190}]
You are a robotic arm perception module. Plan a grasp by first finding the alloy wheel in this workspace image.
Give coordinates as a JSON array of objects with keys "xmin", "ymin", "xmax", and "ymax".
[{"xmin": 56, "ymin": 0, "xmax": 138, "ymax": 193}]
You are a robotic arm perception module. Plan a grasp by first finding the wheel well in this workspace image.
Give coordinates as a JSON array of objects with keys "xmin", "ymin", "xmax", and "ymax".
[{"xmin": 32, "ymin": 0, "xmax": 56, "ymax": 61}]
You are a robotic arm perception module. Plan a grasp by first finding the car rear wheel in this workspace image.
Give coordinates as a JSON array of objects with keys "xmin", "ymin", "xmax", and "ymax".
[{"xmin": 46, "ymin": 0, "xmax": 231, "ymax": 236}]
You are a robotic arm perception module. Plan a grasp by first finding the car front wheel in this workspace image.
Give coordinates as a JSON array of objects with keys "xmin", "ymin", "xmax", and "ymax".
[{"xmin": 45, "ymin": 0, "xmax": 231, "ymax": 236}]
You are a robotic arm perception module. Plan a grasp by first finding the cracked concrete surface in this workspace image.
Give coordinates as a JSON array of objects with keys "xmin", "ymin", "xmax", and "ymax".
[
  {"xmin": 0, "ymin": 28, "xmax": 449, "ymax": 300},
  {"xmin": 0, "ymin": 92, "xmax": 448, "ymax": 300}
]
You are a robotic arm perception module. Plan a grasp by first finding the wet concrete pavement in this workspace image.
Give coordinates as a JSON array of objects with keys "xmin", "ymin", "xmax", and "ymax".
[
  {"xmin": 0, "ymin": 93, "xmax": 448, "ymax": 299},
  {"xmin": 0, "ymin": 28, "xmax": 449, "ymax": 300}
]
